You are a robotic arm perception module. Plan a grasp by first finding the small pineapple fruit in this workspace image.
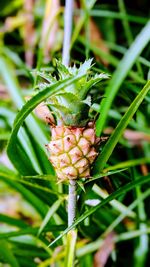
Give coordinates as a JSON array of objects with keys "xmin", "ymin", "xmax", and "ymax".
[
  {"xmin": 47, "ymin": 122, "xmax": 100, "ymax": 180},
  {"xmin": 37, "ymin": 59, "xmax": 108, "ymax": 181}
]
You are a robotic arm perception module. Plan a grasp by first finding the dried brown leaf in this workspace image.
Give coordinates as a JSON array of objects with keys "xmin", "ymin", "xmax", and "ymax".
[
  {"xmin": 4, "ymin": 15, "xmax": 25, "ymax": 32},
  {"xmin": 94, "ymin": 232, "xmax": 116, "ymax": 267},
  {"xmin": 0, "ymin": 84, "xmax": 8, "ymax": 99},
  {"xmin": 34, "ymin": 102, "xmax": 55, "ymax": 124},
  {"xmin": 140, "ymin": 164, "xmax": 149, "ymax": 176},
  {"xmin": 25, "ymin": 95, "xmax": 55, "ymax": 123},
  {"xmin": 123, "ymin": 129, "xmax": 150, "ymax": 144},
  {"xmin": 24, "ymin": 0, "xmax": 36, "ymax": 67},
  {"xmin": 89, "ymin": 19, "xmax": 109, "ymax": 66},
  {"xmin": 104, "ymin": 127, "xmax": 150, "ymax": 145},
  {"xmin": 41, "ymin": 0, "xmax": 60, "ymax": 62}
]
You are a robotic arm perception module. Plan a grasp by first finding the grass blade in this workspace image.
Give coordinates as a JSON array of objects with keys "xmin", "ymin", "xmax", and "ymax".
[
  {"xmin": 38, "ymin": 199, "xmax": 62, "ymax": 236},
  {"xmin": 0, "ymin": 240, "xmax": 20, "ymax": 267},
  {"xmin": 96, "ymin": 21, "xmax": 150, "ymax": 136},
  {"xmin": 7, "ymin": 73, "xmax": 85, "ymax": 173},
  {"xmin": 0, "ymin": 57, "xmax": 51, "ymax": 173},
  {"xmin": 64, "ymin": 230, "xmax": 77, "ymax": 267},
  {"xmin": 79, "ymin": 36, "xmax": 145, "ymax": 83},
  {"xmin": 48, "ymin": 172, "xmax": 150, "ymax": 247},
  {"xmin": 88, "ymin": 9, "xmax": 148, "ymax": 24},
  {"xmin": 0, "ymin": 226, "xmax": 65, "ymax": 239},
  {"xmin": 0, "ymin": 214, "xmax": 28, "ymax": 228},
  {"xmin": 94, "ymin": 80, "xmax": 150, "ymax": 172},
  {"xmin": 85, "ymin": 168, "xmax": 127, "ymax": 184},
  {"xmin": 104, "ymin": 157, "xmax": 150, "ymax": 172},
  {"xmin": 0, "ymin": 169, "xmax": 48, "ymax": 217}
]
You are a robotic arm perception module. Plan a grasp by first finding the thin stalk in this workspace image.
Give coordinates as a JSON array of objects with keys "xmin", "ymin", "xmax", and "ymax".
[
  {"xmin": 62, "ymin": 1, "xmax": 77, "ymax": 266},
  {"xmin": 66, "ymin": 181, "xmax": 77, "ymax": 266},
  {"xmin": 62, "ymin": 0, "xmax": 74, "ymax": 66},
  {"xmin": 62, "ymin": 0, "xmax": 77, "ymax": 227},
  {"xmin": 68, "ymin": 180, "xmax": 77, "ymax": 226}
]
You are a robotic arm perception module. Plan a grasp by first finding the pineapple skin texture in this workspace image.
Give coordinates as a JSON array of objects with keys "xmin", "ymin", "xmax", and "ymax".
[{"xmin": 47, "ymin": 122, "xmax": 100, "ymax": 181}]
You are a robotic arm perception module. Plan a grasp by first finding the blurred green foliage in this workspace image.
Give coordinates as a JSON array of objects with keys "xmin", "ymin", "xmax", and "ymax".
[{"xmin": 0, "ymin": 0, "xmax": 150, "ymax": 266}]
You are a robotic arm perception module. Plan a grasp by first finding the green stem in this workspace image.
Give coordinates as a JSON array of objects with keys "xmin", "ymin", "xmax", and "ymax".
[
  {"xmin": 65, "ymin": 229, "xmax": 77, "ymax": 267},
  {"xmin": 67, "ymin": 179, "xmax": 77, "ymax": 267}
]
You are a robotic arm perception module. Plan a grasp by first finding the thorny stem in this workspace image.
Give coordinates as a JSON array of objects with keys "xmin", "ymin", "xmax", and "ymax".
[{"xmin": 62, "ymin": 0, "xmax": 74, "ymax": 66}]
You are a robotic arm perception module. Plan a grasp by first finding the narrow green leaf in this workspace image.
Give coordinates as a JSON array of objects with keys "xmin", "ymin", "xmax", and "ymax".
[
  {"xmin": 71, "ymin": 0, "xmax": 96, "ymax": 47},
  {"xmin": 0, "ymin": 107, "xmax": 42, "ymax": 174},
  {"xmin": 104, "ymin": 157, "xmax": 150, "ymax": 172},
  {"xmin": 0, "ymin": 57, "xmax": 53, "ymax": 173},
  {"xmin": 48, "ymin": 173, "xmax": 150, "ymax": 247},
  {"xmin": 85, "ymin": 168, "xmax": 127, "ymax": 184},
  {"xmin": 93, "ymin": 184, "xmax": 136, "ymax": 218},
  {"xmin": 0, "ymin": 172, "xmax": 48, "ymax": 217},
  {"xmin": 76, "ymin": 189, "xmax": 150, "ymax": 257},
  {"xmin": 0, "ymin": 171, "xmax": 63, "ymax": 197},
  {"xmin": 0, "ymin": 163, "xmax": 18, "ymax": 176},
  {"xmin": 114, "ymin": 228, "xmax": 150, "ymax": 243},
  {"xmin": 38, "ymin": 199, "xmax": 62, "ymax": 236},
  {"xmin": 64, "ymin": 230, "xmax": 77, "ymax": 267},
  {"xmin": 94, "ymin": 80, "xmax": 150, "ymax": 172},
  {"xmin": 0, "ymin": 131, "xmax": 10, "ymax": 140},
  {"xmin": 0, "ymin": 226, "xmax": 65, "ymax": 239},
  {"xmin": 7, "ymin": 74, "xmax": 85, "ymax": 172},
  {"xmin": 96, "ymin": 21, "xmax": 150, "ymax": 136},
  {"xmin": 79, "ymin": 36, "xmax": 146, "ymax": 83},
  {"xmin": 0, "ymin": 240, "xmax": 20, "ymax": 267},
  {"xmin": 89, "ymin": 9, "xmax": 148, "ymax": 24},
  {"xmin": 0, "ymin": 214, "xmax": 28, "ymax": 228},
  {"xmin": 21, "ymin": 174, "xmax": 57, "ymax": 181}
]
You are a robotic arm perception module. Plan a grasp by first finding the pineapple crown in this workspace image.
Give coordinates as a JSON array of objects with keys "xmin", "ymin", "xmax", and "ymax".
[{"xmin": 36, "ymin": 59, "xmax": 109, "ymax": 127}]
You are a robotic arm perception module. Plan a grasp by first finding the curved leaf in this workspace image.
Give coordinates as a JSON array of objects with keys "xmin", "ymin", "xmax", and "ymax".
[
  {"xmin": 0, "ymin": 240, "xmax": 20, "ymax": 267},
  {"xmin": 7, "ymin": 74, "xmax": 85, "ymax": 173},
  {"xmin": 94, "ymin": 80, "xmax": 150, "ymax": 172},
  {"xmin": 0, "ymin": 172, "xmax": 48, "ymax": 217},
  {"xmin": 96, "ymin": 21, "xmax": 150, "ymax": 136},
  {"xmin": 48, "ymin": 173, "xmax": 150, "ymax": 247}
]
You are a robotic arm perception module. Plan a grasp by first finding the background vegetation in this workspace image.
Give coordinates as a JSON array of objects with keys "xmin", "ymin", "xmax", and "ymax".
[{"xmin": 0, "ymin": 0, "xmax": 150, "ymax": 266}]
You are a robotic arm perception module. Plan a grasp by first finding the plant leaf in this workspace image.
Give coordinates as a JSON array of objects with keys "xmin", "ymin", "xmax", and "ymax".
[
  {"xmin": 0, "ymin": 167, "xmax": 48, "ymax": 217},
  {"xmin": 0, "ymin": 57, "xmax": 52, "ymax": 174},
  {"xmin": 38, "ymin": 199, "xmax": 62, "ymax": 236},
  {"xmin": 64, "ymin": 230, "xmax": 77, "ymax": 267},
  {"xmin": 94, "ymin": 80, "xmax": 150, "ymax": 172},
  {"xmin": 96, "ymin": 21, "xmax": 150, "ymax": 136},
  {"xmin": 0, "ymin": 240, "xmax": 20, "ymax": 267},
  {"xmin": 7, "ymin": 74, "xmax": 85, "ymax": 173},
  {"xmin": 48, "ymin": 172, "xmax": 150, "ymax": 247}
]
